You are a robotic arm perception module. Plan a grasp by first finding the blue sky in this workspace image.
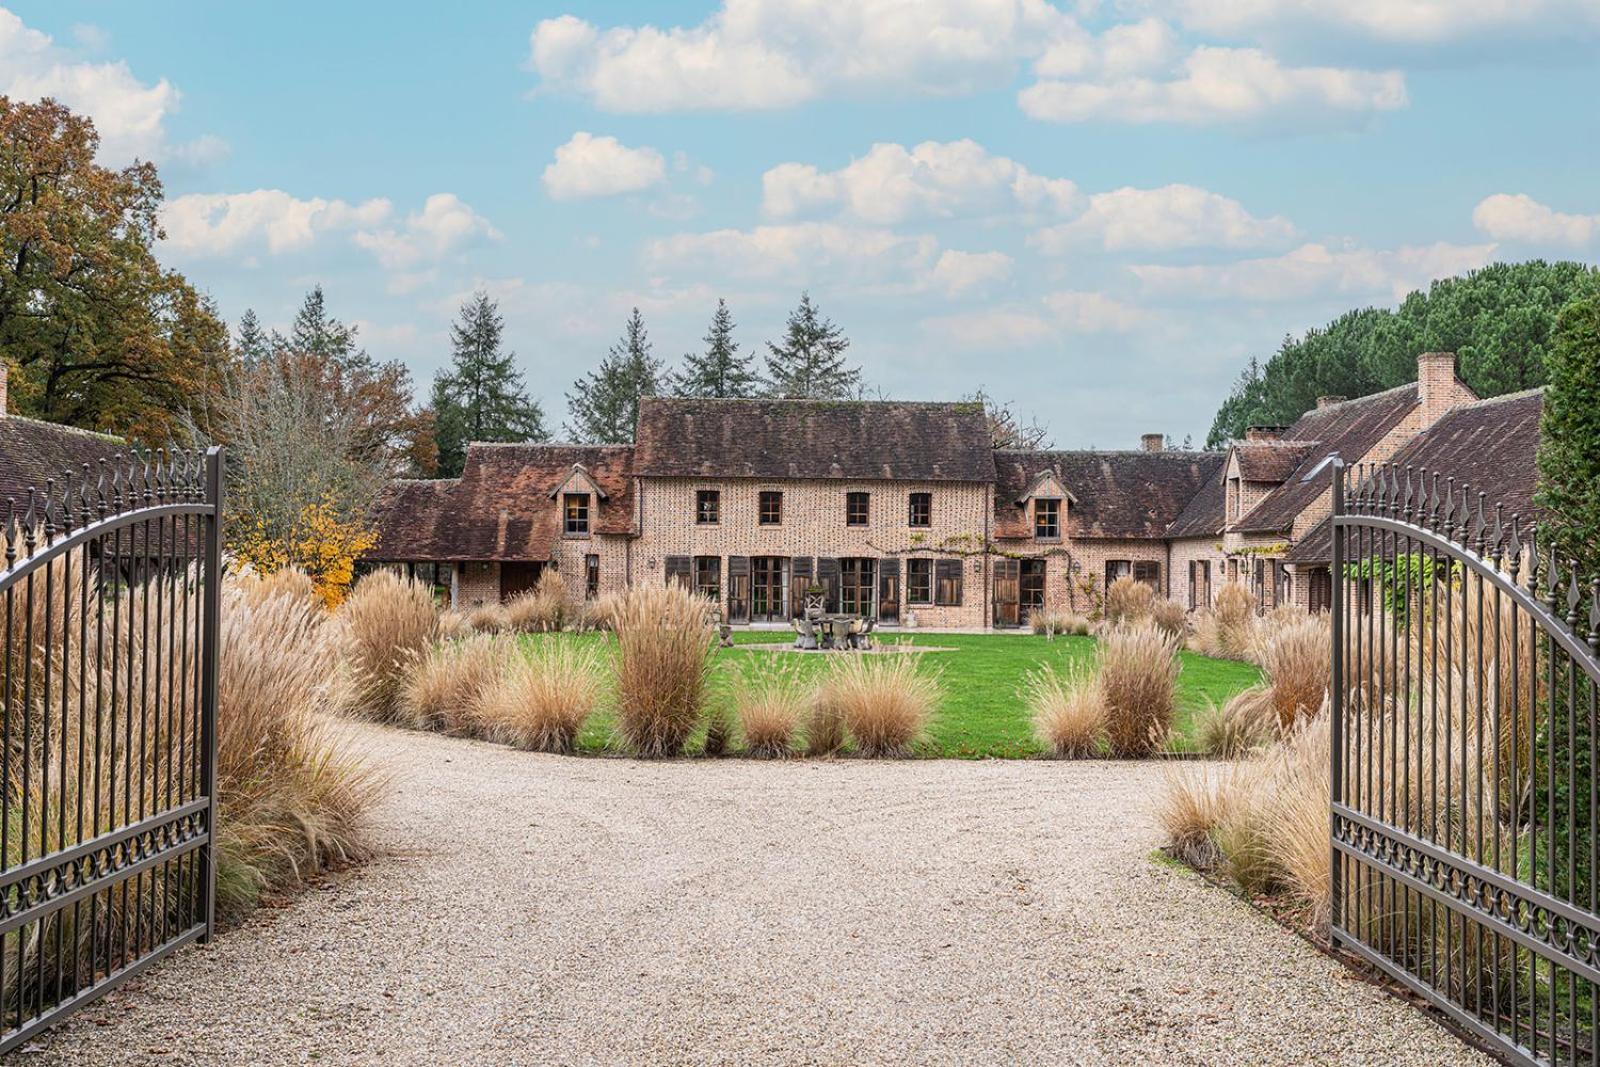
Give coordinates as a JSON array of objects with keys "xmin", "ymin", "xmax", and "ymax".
[{"xmin": 5, "ymin": 1, "xmax": 1598, "ymax": 446}]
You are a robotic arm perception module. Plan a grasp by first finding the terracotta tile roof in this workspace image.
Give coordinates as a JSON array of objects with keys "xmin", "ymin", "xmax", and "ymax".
[
  {"xmin": 365, "ymin": 443, "xmax": 635, "ymax": 562},
  {"xmin": 1166, "ymin": 462, "xmax": 1227, "ymax": 540},
  {"xmin": 994, "ymin": 449, "xmax": 1224, "ymax": 540},
  {"xmin": 1235, "ymin": 440, "xmax": 1318, "ymax": 483},
  {"xmin": 634, "ymin": 397, "xmax": 994, "ymax": 482},
  {"xmin": 1235, "ymin": 383, "xmax": 1419, "ymax": 535},
  {"xmin": 0, "ymin": 415, "xmax": 126, "ymax": 511},
  {"xmin": 1287, "ymin": 389, "xmax": 1544, "ymax": 565},
  {"xmin": 366, "ymin": 478, "xmax": 456, "ymax": 561}
]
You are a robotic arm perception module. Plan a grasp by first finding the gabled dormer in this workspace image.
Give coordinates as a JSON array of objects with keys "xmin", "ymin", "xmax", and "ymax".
[
  {"xmin": 1017, "ymin": 469, "xmax": 1074, "ymax": 541},
  {"xmin": 549, "ymin": 463, "xmax": 607, "ymax": 537}
]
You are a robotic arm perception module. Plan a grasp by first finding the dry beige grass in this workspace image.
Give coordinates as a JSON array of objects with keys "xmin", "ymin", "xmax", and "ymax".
[
  {"xmin": 820, "ymin": 652, "xmax": 940, "ymax": 758},
  {"xmin": 1253, "ymin": 613, "xmax": 1330, "ymax": 730},
  {"xmin": 1097, "ymin": 623, "xmax": 1181, "ymax": 758},
  {"xmin": 399, "ymin": 634, "xmax": 509, "ymax": 735},
  {"xmin": 466, "ymin": 601, "xmax": 508, "ymax": 633},
  {"xmin": 214, "ymin": 577, "xmax": 378, "ymax": 918},
  {"xmin": 1150, "ymin": 597, "xmax": 1188, "ymax": 639},
  {"xmin": 1104, "ymin": 576, "xmax": 1155, "ymax": 627},
  {"xmin": 505, "ymin": 569, "xmax": 571, "ymax": 633},
  {"xmin": 336, "ymin": 570, "xmax": 439, "ymax": 722},
  {"xmin": 1030, "ymin": 609, "xmax": 1090, "ymax": 637},
  {"xmin": 611, "ymin": 583, "xmax": 717, "ymax": 758},
  {"xmin": 1195, "ymin": 686, "xmax": 1276, "ymax": 757},
  {"xmin": 577, "ymin": 591, "xmax": 624, "ymax": 633},
  {"xmin": 437, "ymin": 609, "xmax": 474, "ymax": 641},
  {"xmin": 475, "ymin": 640, "xmax": 606, "ymax": 754},
  {"xmin": 805, "ymin": 698, "xmax": 847, "ymax": 757},
  {"xmin": 731, "ymin": 656, "xmax": 813, "ymax": 758},
  {"xmin": 1157, "ymin": 762, "xmax": 1250, "ymax": 870},
  {"xmin": 1190, "ymin": 581, "xmax": 1255, "ymax": 660},
  {"xmin": 1024, "ymin": 663, "xmax": 1105, "ymax": 758}
]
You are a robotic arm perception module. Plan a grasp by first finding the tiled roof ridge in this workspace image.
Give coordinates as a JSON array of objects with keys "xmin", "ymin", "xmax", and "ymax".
[
  {"xmin": 3, "ymin": 414, "xmax": 124, "ymax": 444},
  {"xmin": 993, "ymin": 447, "xmax": 1224, "ymax": 458},
  {"xmin": 642, "ymin": 396, "xmax": 979, "ymax": 408},
  {"xmin": 1439, "ymin": 386, "xmax": 1546, "ymax": 411},
  {"xmin": 465, "ymin": 440, "xmax": 633, "ymax": 450},
  {"xmin": 1305, "ymin": 380, "xmax": 1418, "ymax": 412}
]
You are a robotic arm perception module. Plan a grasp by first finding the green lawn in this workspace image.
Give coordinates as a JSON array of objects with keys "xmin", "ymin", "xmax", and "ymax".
[{"xmin": 528, "ymin": 629, "xmax": 1261, "ymax": 759}]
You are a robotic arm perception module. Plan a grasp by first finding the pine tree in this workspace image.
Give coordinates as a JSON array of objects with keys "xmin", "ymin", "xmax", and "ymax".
[
  {"xmin": 763, "ymin": 292, "xmax": 861, "ymax": 400},
  {"xmin": 290, "ymin": 285, "xmax": 368, "ymax": 370},
  {"xmin": 234, "ymin": 309, "xmax": 273, "ymax": 367},
  {"xmin": 431, "ymin": 293, "xmax": 547, "ymax": 476},
  {"xmin": 566, "ymin": 308, "xmax": 663, "ymax": 443},
  {"xmin": 1535, "ymin": 294, "xmax": 1600, "ymax": 576},
  {"xmin": 672, "ymin": 299, "xmax": 759, "ymax": 398}
]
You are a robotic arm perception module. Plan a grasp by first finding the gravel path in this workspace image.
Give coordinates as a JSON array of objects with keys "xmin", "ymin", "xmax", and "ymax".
[{"xmin": 18, "ymin": 724, "xmax": 1487, "ymax": 1066}]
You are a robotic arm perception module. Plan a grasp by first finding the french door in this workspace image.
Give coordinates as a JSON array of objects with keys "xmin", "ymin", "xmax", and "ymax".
[
  {"xmin": 751, "ymin": 556, "xmax": 788, "ymax": 622},
  {"xmin": 993, "ymin": 559, "xmax": 1020, "ymax": 627},
  {"xmin": 839, "ymin": 558, "xmax": 876, "ymax": 616}
]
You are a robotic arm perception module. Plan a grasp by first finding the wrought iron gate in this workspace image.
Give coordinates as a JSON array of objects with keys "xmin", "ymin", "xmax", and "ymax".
[
  {"xmin": 1330, "ymin": 461, "xmax": 1600, "ymax": 1065},
  {"xmin": 0, "ymin": 447, "xmax": 223, "ymax": 1053}
]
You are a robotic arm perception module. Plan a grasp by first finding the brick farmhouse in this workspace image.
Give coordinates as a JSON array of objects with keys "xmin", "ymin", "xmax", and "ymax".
[{"xmin": 365, "ymin": 352, "xmax": 1544, "ymax": 630}]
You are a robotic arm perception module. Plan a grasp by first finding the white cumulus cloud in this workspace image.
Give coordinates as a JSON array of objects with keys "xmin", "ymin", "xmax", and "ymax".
[
  {"xmin": 528, "ymin": 1, "xmax": 1075, "ymax": 112},
  {"xmin": 1472, "ymin": 193, "xmax": 1599, "ymax": 248},
  {"xmin": 641, "ymin": 222, "xmax": 941, "ymax": 284},
  {"xmin": 542, "ymin": 131, "xmax": 668, "ymax": 200},
  {"xmin": 353, "ymin": 193, "xmax": 502, "ymax": 269},
  {"xmin": 1131, "ymin": 241, "xmax": 1496, "ymax": 303},
  {"xmin": 1147, "ymin": 0, "xmax": 1600, "ymax": 46},
  {"xmin": 160, "ymin": 190, "xmax": 392, "ymax": 257},
  {"xmin": 0, "ymin": 7, "xmax": 219, "ymax": 164},
  {"xmin": 1020, "ymin": 45, "xmax": 1406, "ymax": 127},
  {"xmin": 927, "ymin": 250, "xmax": 1014, "ymax": 296},
  {"xmin": 1030, "ymin": 184, "xmax": 1296, "ymax": 253},
  {"xmin": 762, "ymin": 140, "xmax": 1078, "ymax": 224}
]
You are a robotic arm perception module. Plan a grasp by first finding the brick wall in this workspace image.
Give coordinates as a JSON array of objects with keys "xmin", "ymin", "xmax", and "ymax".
[
  {"xmin": 632, "ymin": 477, "xmax": 994, "ymax": 628},
  {"xmin": 1169, "ymin": 537, "xmax": 1226, "ymax": 610},
  {"xmin": 454, "ymin": 561, "xmax": 500, "ymax": 608}
]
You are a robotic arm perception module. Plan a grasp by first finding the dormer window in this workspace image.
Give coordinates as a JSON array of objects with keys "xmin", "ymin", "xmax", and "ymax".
[
  {"xmin": 564, "ymin": 493, "xmax": 590, "ymax": 535},
  {"xmin": 1034, "ymin": 498, "xmax": 1061, "ymax": 540}
]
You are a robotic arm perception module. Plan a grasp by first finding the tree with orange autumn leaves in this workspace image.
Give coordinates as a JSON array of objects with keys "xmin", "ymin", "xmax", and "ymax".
[{"xmin": 0, "ymin": 96, "xmax": 230, "ymax": 441}]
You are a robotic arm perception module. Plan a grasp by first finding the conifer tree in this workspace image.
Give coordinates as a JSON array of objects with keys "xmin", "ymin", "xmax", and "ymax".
[
  {"xmin": 566, "ymin": 307, "xmax": 663, "ymax": 443},
  {"xmin": 763, "ymin": 292, "xmax": 861, "ymax": 400},
  {"xmin": 431, "ymin": 293, "xmax": 547, "ymax": 476},
  {"xmin": 1536, "ymin": 294, "xmax": 1600, "ymax": 576},
  {"xmin": 234, "ymin": 309, "xmax": 273, "ymax": 367},
  {"xmin": 290, "ymin": 285, "xmax": 368, "ymax": 370},
  {"xmin": 672, "ymin": 299, "xmax": 759, "ymax": 398}
]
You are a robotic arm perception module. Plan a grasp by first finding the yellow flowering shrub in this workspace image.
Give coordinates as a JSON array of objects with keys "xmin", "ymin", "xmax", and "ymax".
[{"xmin": 234, "ymin": 499, "xmax": 377, "ymax": 609}]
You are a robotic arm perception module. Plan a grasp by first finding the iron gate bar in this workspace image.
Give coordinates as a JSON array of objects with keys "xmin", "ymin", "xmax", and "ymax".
[
  {"xmin": 1329, "ymin": 458, "xmax": 1600, "ymax": 1067},
  {"xmin": 0, "ymin": 446, "xmax": 222, "ymax": 1055}
]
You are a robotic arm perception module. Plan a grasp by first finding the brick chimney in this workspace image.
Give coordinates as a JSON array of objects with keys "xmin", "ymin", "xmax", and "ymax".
[
  {"xmin": 1417, "ymin": 351, "xmax": 1458, "ymax": 423},
  {"xmin": 1244, "ymin": 425, "xmax": 1286, "ymax": 442},
  {"xmin": 1316, "ymin": 395, "xmax": 1346, "ymax": 409},
  {"xmin": 1140, "ymin": 433, "xmax": 1164, "ymax": 453}
]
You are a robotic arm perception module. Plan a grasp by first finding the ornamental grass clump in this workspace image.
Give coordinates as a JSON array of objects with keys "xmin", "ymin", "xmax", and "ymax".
[
  {"xmin": 1252, "ymin": 612, "xmax": 1330, "ymax": 730},
  {"xmin": 1104, "ymin": 575, "xmax": 1155, "ymax": 627},
  {"xmin": 820, "ymin": 651, "xmax": 940, "ymax": 758},
  {"xmin": 1097, "ymin": 623, "xmax": 1181, "ymax": 758},
  {"xmin": 611, "ymin": 582, "xmax": 717, "ymax": 758},
  {"xmin": 1195, "ymin": 686, "xmax": 1276, "ymax": 757},
  {"xmin": 1150, "ymin": 597, "xmax": 1188, "ymax": 639},
  {"xmin": 731, "ymin": 656, "xmax": 813, "ymax": 758},
  {"xmin": 505, "ymin": 569, "xmax": 571, "ymax": 633},
  {"xmin": 1024, "ymin": 663, "xmax": 1105, "ymax": 758},
  {"xmin": 336, "ymin": 569, "xmax": 439, "ymax": 722},
  {"xmin": 214, "ymin": 575, "xmax": 378, "ymax": 919},
  {"xmin": 805, "ymin": 697, "xmax": 847, "ymax": 757},
  {"xmin": 475, "ymin": 639, "xmax": 606, "ymax": 754},
  {"xmin": 399, "ymin": 633, "xmax": 509, "ymax": 735},
  {"xmin": 467, "ymin": 601, "xmax": 508, "ymax": 633},
  {"xmin": 1190, "ymin": 581, "xmax": 1255, "ymax": 660},
  {"xmin": 1031, "ymin": 609, "xmax": 1090, "ymax": 637}
]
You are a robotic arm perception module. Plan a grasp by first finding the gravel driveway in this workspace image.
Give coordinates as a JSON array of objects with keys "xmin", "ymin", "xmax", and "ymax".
[{"xmin": 18, "ymin": 723, "xmax": 1486, "ymax": 1066}]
